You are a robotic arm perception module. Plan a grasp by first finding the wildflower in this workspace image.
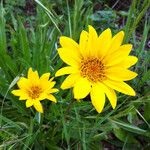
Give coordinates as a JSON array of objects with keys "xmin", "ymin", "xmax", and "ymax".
[
  {"xmin": 12, "ymin": 68, "xmax": 58, "ymax": 113},
  {"xmin": 55, "ymin": 25, "xmax": 138, "ymax": 113}
]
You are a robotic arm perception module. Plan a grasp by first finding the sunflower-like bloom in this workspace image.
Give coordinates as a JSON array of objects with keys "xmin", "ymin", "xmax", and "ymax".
[
  {"xmin": 55, "ymin": 25, "xmax": 138, "ymax": 113},
  {"xmin": 12, "ymin": 68, "xmax": 58, "ymax": 113}
]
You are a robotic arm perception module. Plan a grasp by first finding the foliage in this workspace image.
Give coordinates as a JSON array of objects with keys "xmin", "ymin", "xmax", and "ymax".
[{"xmin": 0, "ymin": 0, "xmax": 150, "ymax": 149}]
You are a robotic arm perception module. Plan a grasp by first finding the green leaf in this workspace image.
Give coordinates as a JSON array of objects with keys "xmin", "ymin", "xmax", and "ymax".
[
  {"xmin": 18, "ymin": 18, "xmax": 31, "ymax": 64},
  {"xmin": 113, "ymin": 128, "xmax": 138, "ymax": 144},
  {"xmin": 144, "ymin": 102, "xmax": 150, "ymax": 121},
  {"xmin": 0, "ymin": 114, "xmax": 22, "ymax": 130},
  {"xmin": 110, "ymin": 119, "xmax": 150, "ymax": 137}
]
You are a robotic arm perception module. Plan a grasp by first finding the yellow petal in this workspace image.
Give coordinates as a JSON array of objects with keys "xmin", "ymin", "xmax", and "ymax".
[
  {"xmin": 47, "ymin": 94, "xmax": 57, "ymax": 103},
  {"xmin": 40, "ymin": 74, "xmax": 53, "ymax": 90},
  {"xmin": 33, "ymin": 101, "xmax": 43, "ymax": 113},
  {"xmin": 40, "ymin": 80, "xmax": 54, "ymax": 91},
  {"xmin": 49, "ymin": 77, "xmax": 54, "ymax": 82},
  {"xmin": 59, "ymin": 36, "xmax": 81, "ymax": 66},
  {"xmin": 107, "ymin": 31, "xmax": 124, "ymax": 54},
  {"xmin": 88, "ymin": 25, "xmax": 98, "ymax": 56},
  {"xmin": 61, "ymin": 73, "xmax": 81, "ymax": 90},
  {"xmin": 97, "ymin": 28, "xmax": 112, "ymax": 58},
  {"xmin": 26, "ymin": 99, "xmax": 34, "ymax": 107},
  {"xmin": 103, "ymin": 80, "xmax": 136, "ymax": 96},
  {"xmin": 90, "ymin": 84, "xmax": 105, "ymax": 113},
  {"xmin": 12, "ymin": 89, "xmax": 23, "ymax": 96},
  {"xmin": 60, "ymin": 36, "xmax": 79, "ymax": 49},
  {"xmin": 97, "ymin": 83, "xmax": 117, "ymax": 109},
  {"xmin": 105, "ymin": 44, "xmax": 133, "ymax": 66},
  {"xmin": 47, "ymin": 81, "xmax": 56, "ymax": 89},
  {"xmin": 40, "ymin": 73, "xmax": 50, "ymax": 81},
  {"xmin": 58, "ymin": 48, "xmax": 81, "ymax": 67},
  {"xmin": 48, "ymin": 81, "xmax": 56, "ymax": 89},
  {"xmin": 55, "ymin": 66, "xmax": 78, "ymax": 77},
  {"xmin": 106, "ymin": 68, "xmax": 138, "ymax": 81},
  {"xmin": 17, "ymin": 77, "xmax": 30, "ymax": 90},
  {"xmin": 12, "ymin": 89, "xmax": 28, "ymax": 100},
  {"xmin": 117, "ymin": 44, "xmax": 132, "ymax": 55},
  {"xmin": 79, "ymin": 30, "xmax": 89, "ymax": 57},
  {"xmin": 73, "ymin": 77, "xmax": 91, "ymax": 99},
  {"xmin": 28, "ymin": 68, "xmax": 39, "ymax": 80},
  {"xmin": 19, "ymin": 95, "xmax": 28, "ymax": 100},
  {"xmin": 118, "ymin": 56, "xmax": 138, "ymax": 68},
  {"xmin": 42, "ymin": 80, "xmax": 55, "ymax": 88},
  {"xmin": 105, "ymin": 87, "xmax": 117, "ymax": 109},
  {"xmin": 37, "ymin": 92, "xmax": 47, "ymax": 100},
  {"xmin": 49, "ymin": 88, "xmax": 59, "ymax": 93}
]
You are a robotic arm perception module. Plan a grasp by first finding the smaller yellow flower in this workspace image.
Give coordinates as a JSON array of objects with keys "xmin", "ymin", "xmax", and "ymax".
[{"xmin": 12, "ymin": 68, "xmax": 58, "ymax": 113}]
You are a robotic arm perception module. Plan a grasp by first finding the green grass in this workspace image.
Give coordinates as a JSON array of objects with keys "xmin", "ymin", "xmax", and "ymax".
[{"xmin": 0, "ymin": 0, "xmax": 150, "ymax": 149}]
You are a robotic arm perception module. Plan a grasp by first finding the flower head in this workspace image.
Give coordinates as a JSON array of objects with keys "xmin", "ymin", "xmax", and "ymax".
[
  {"xmin": 56, "ymin": 25, "xmax": 138, "ymax": 113},
  {"xmin": 12, "ymin": 68, "xmax": 58, "ymax": 113}
]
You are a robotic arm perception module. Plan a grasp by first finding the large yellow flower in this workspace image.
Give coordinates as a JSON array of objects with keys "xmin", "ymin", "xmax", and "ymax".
[
  {"xmin": 55, "ymin": 25, "xmax": 138, "ymax": 113},
  {"xmin": 12, "ymin": 68, "xmax": 58, "ymax": 113}
]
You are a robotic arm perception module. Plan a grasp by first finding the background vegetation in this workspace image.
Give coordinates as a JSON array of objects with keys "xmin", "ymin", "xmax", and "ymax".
[{"xmin": 0, "ymin": 0, "xmax": 150, "ymax": 149}]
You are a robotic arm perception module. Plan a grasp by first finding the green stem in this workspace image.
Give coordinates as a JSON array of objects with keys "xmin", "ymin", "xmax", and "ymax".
[{"xmin": 51, "ymin": 98, "xmax": 75, "ymax": 138}]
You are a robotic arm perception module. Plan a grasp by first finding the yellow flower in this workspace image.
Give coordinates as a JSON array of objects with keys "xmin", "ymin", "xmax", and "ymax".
[
  {"xmin": 55, "ymin": 25, "xmax": 138, "ymax": 113},
  {"xmin": 12, "ymin": 68, "xmax": 58, "ymax": 113}
]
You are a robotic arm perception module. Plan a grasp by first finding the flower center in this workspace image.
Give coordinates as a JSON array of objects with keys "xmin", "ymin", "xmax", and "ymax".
[
  {"xmin": 80, "ymin": 58, "xmax": 106, "ymax": 82},
  {"xmin": 28, "ymin": 86, "xmax": 42, "ymax": 99}
]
